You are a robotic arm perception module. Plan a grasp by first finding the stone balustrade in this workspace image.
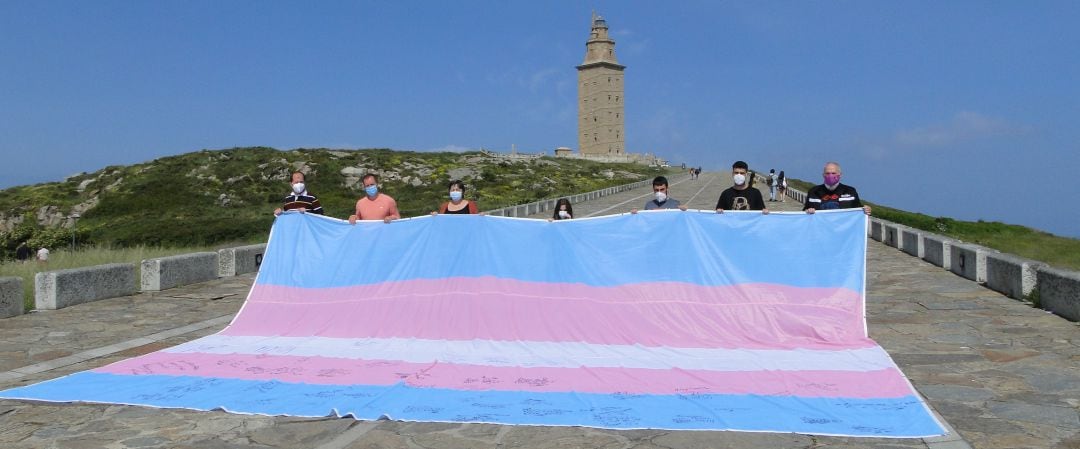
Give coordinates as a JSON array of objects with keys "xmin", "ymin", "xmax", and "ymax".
[
  {"xmin": 141, "ymin": 252, "xmax": 219, "ymax": 292},
  {"xmin": 785, "ymin": 186, "xmax": 1080, "ymax": 322},
  {"xmin": 34, "ymin": 263, "xmax": 136, "ymax": 310},
  {"xmin": 1, "ymin": 276, "xmax": 22, "ymax": 318},
  {"xmin": 1037, "ymin": 266, "xmax": 1080, "ymax": 321},
  {"xmin": 921, "ymin": 233, "xmax": 957, "ymax": 271},
  {"xmin": 985, "ymin": 252, "xmax": 1043, "ymax": 301},
  {"xmin": 218, "ymin": 244, "xmax": 267, "ymax": 277},
  {"xmin": 949, "ymin": 242, "xmax": 988, "ymax": 283},
  {"xmin": 485, "ymin": 178, "xmax": 655, "ymax": 217}
]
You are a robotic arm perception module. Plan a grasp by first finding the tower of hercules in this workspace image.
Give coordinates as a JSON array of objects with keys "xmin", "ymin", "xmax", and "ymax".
[{"xmin": 577, "ymin": 12, "xmax": 625, "ymax": 155}]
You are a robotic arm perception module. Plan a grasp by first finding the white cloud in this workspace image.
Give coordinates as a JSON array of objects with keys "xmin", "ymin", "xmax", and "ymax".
[{"xmin": 894, "ymin": 111, "xmax": 1029, "ymax": 147}]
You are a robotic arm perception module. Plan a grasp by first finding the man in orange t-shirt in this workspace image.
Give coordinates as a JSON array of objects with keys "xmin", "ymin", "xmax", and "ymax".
[{"xmin": 348, "ymin": 173, "xmax": 401, "ymax": 224}]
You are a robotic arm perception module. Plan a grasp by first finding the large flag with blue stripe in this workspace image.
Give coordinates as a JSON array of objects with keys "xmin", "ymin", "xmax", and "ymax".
[{"xmin": 0, "ymin": 210, "xmax": 945, "ymax": 437}]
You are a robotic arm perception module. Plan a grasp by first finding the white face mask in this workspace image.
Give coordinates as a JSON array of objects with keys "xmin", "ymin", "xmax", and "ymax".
[
  {"xmin": 291, "ymin": 182, "xmax": 305, "ymax": 194},
  {"xmin": 558, "ymin": 210, "xmax": 571, "ymax": 219},
  {"xmin": 655, "ymin": 191, "xmax": 668, "ymax": 203},
  {"xmin": 732, "ymin": 174, "xmax": 746, "ymax": 186}
]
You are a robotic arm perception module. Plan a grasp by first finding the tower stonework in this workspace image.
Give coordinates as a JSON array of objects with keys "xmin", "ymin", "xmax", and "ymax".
[{"xmin": 577, "ymin": 13, "xmax": 625, "ymax": 156}]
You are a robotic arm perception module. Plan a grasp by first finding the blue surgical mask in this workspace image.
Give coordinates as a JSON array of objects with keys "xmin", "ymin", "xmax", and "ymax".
[
  {"xmin": 449, "ymin": 191, "xmax": 463, "ymax": 201},
  {"xmin": 364, "ymin": 185, "xmax": 378, "ymax": 197}
]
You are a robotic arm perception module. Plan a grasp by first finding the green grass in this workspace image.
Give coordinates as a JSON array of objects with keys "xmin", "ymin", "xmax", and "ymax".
[
  {"xmin": 786, "ymin": 178, "xmax": 1080, "ymax": 271},
  {"xmin": 0, "ymin": 240, "xmax": 262, "ymax": 312},
  {"xmin": 1, "ymin": 147, "xmax": 667, "ymax": 254}
]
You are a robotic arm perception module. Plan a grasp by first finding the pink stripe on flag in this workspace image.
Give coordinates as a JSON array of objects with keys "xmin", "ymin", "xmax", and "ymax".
[
  {"xmin": 223, "ymin": 281, "xmax": 868, "ymax": 350},
  {"xmin": 95, "ymin": 352, "xmax": 913, "ymax": 398}
]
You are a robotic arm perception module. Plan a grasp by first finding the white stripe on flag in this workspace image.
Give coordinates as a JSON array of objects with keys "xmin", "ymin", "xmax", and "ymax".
[{"xmin": 169, "ymin": 335, "xmax": 895, "ymax": 372}]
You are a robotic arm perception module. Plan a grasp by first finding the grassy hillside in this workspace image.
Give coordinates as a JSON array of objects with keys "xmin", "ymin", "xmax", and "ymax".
[
  {"xmin": 785, "ymin": 178, "xmax": 1080, "ymax": 271},
  {"xmin": 0, "ymin": 147, "xmax": 667, "ymax": 257}
]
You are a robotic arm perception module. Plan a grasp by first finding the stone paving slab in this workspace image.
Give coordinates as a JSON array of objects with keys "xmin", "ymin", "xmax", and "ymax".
[{"xmin": 1, "ymin": 172, "xmax": 1078, "ymax": 448}]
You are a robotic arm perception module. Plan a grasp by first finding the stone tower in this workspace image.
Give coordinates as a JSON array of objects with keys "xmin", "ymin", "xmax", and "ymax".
[{"xmin": 577, "ymin": 12, "xmax": 625, "ymax": 156}]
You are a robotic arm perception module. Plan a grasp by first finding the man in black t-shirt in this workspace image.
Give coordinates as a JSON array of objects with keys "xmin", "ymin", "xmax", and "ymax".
[
  {"xmin": 803, "ymin": 162, "xmax": 871, "ymax": 215},
  {"xmin": 716, "ymin": 160, "xmax": 768, "ymax": 214}
]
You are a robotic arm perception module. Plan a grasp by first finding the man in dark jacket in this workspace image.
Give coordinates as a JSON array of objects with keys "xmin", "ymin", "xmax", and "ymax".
[{"xmin": 803, "ymin": 162, "xmax": 871, "ymax": 215}]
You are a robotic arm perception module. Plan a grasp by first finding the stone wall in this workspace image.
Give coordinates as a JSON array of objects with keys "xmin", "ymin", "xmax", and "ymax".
[
  {"xmin": 901, "ymin": 228, "xmax": 923, "ymax": 258},
  {"xmin": 0, "ymin": 276, "xmax": 22, "ymax": 318},
  {"xmin": 785, "ymin": 186, "xmax": 1080, "ymax": 322},
  {"xmin": 985, "ymin": 252, "xmax": 1043, "ymax": 301},
  {"xmin": 34, "ymin": 263, "xmax": 136, "ymax": 310},
  {"xmin": 141, "ymin": 252, "xmax": 219, "ymax": 291},
  {"xmin": 485, "ymin": 178, "xmax": 654, "ymax": 218},
  {"xmin": 1038, "ymin": 266, "xmax": 1080, "ymax": 322},
  {"xmin": 922, "ymin": 234, "xmax": 955, "ymax": 271},
  {"xmin": 218, "ymin": 244, "xmax": 267, "ymax": 277},
  {"xmin": 949, "ymin": 243, "xmax": 987, "ymax": 283}
]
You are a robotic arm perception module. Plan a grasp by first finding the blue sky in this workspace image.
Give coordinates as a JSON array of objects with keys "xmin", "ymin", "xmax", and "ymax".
[{"xmin": 3, "ymin": 1, "xmax": 1079, "ymax": 237}]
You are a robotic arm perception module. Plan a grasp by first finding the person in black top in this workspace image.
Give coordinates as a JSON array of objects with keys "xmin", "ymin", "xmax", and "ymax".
[
  {"xmin": 716, "ymin": 160, "xmax": 768, "ymax": 214},
  {"xmin": 435, "ymin": 180, "xmax": 480, "ymax": 215},
  {"xmin": 551, "ymin": 198, "xmax": 573, "ymax": 221},
  {"xmin": 803, "ymin": 162, "xmax": 871, "ymax": 215},
  {"xmin": 274, "ymin": 171, "xmax": 325, "ymax": 216},
  {"xmin": 15, "ymin": 242, "xmax": 31, "ymax": 262}
]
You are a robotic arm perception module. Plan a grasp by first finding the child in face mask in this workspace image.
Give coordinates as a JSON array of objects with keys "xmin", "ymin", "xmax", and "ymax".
[
  {"xmin": 435, "ymin": 180, "xmax": 479, "ymax": 215},
  {"xmin": 550, "ymin": 198, "xmax": 574, "ymax": 221}
]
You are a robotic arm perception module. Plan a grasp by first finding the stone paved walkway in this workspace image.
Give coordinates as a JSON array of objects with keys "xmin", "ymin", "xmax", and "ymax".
[{"xmin": 1, "ymin": 171, "xmax": 1078, "ymax": 448}]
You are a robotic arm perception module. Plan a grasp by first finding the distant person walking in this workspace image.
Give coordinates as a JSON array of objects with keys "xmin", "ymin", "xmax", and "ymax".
[
  {"xmin": 803, "ymin": 162, "xmax": 871, "ymax": 215},
  {"xmin": 15, "ymin": 242, "xmax": 31, "ymax": 262},
  {"xmin": 349, "ymin": 173, "xmax": 401, "ymax": 224},
  {"xmin": 274, "ymin": 171, "xmax": 324, "ymax": 216},
  {"xmin": 767, "ymin": 169, "xmax": 778, "ymax": 202},
  {"xmin": 777, "ymin": 170, "xmax": 787, "ymax": 202}
]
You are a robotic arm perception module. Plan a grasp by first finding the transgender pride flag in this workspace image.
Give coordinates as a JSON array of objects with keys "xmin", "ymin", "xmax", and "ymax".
[{"xmin": 1, "ymin": 210, "xmax": 945, "ymax": 437}]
